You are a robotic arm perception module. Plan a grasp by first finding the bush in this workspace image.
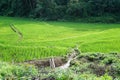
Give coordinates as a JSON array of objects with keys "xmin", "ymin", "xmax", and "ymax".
[{"xmin": 0, "ymin": 62, "xmax": 38, "ymax": 79}]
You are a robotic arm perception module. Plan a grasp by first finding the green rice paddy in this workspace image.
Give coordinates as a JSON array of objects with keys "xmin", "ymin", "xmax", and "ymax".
[{"xmin": 0, "ymin": 16, "xmax": 120, "ymax": 62}]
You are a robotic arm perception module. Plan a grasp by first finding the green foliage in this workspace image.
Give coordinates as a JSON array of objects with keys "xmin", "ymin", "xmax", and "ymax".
[
  {"xmin": 51, "ymin": 69, "xmax": 114, "ymax": 80},
  {"xmin": 0, "ymin": 52, "xmax": 120, "ymax": 79},
  {"xmin": 48, "ymin": 53, "xmax": 120, "ymax": 80},
  {"xmin": 0, "ymin": 62, "xmax": 38, "ymax": 79},
  {"xmin": 0, "ymin": 0, "xmax": 120, "ymax": 22},
  {"xmin": 112, "ymin": 62, "xmax": 120, "ymax": 75}
]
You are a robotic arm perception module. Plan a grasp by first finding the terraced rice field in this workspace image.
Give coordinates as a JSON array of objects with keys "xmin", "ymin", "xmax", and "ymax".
[{"xmin": 0, "ymin": 16, "xmax": 120, "ymax": 62}]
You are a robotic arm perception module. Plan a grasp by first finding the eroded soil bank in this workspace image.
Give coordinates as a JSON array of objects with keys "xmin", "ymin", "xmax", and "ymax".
[{"xmin": 25, "ymin": 52, "xmax": 120, "ymax": 80}]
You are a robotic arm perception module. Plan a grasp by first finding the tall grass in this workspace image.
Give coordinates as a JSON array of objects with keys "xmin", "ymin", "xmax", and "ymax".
[{"xmin": 0, "ymin": 16, "xmax": 120, "ymax": 62}]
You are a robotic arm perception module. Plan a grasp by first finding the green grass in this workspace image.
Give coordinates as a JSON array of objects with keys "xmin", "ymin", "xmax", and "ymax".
[{"xmin": 0, "ymin": 16, "xmax": 120, "ymax": 62}]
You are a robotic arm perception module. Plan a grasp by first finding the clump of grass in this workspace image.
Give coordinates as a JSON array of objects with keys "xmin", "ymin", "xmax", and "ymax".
[{"xmin": 0, "ymin": 61, "xmax": 38, "ymax": 79}]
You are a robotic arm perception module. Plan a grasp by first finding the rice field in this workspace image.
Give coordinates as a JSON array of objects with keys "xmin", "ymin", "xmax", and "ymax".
[{"xmin": 0, "ymin": 16, "xmax": 120, "ymax": 62}]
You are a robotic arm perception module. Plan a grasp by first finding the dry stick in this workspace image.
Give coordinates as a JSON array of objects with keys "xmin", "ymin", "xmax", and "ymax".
[
  {"xmin": 51, "ymin": 58, "xmax": 55, "ymax": 68},
  {"xmin": 49, "ymin": 58, "xmax": 55, "ymax": 69},
  {"xmin": 9, "ymin": 24, "xmax": 23, "ymax": 41}
]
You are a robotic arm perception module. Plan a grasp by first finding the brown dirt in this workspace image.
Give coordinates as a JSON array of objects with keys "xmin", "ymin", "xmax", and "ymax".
[{"xmin": 25, "ymin": 57, "xmax": 67, "ymax": 67}]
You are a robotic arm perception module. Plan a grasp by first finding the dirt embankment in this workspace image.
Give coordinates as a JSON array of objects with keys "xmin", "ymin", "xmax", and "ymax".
[{"xmin": 25, "ymin": 57, "xmax": 67, "ymax": 67}]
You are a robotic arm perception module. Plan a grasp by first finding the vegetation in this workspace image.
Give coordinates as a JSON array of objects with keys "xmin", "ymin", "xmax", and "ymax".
[
  {"xmin": 1, "ymin": 52, "xmax": 120, "ymax": 80},
  {"xmin": 51, "ymin": 52, "xmax": 120, "ymax": 80},
  {"xmin": 0, "ymin": 0, "xmax": 120, "ymax": 79},
  {"xmin": 0, "ymin": 0, "xmax": 120, "ymax": 22},
  {"xmin": 0, "ymin": 62, "xmax": 38, "ymax": 79},
  {"xmin": 0, "ymin": 16, "xmax": 120, "ymax": 62},
  {"xmin": 14, "ymin": 52, "xmax": 119, "ymax": 80}
]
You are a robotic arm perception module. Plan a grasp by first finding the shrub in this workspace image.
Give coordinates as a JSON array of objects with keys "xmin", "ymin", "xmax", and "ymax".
[{"xmin": 0, "ymin": 62, "xmax": 38, "ymax": 79}]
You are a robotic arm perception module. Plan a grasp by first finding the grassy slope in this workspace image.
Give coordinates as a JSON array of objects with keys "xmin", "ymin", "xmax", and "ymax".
[{"xmin": 0, "ymin": 16, "xmax": 120, "ymax": 62}]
